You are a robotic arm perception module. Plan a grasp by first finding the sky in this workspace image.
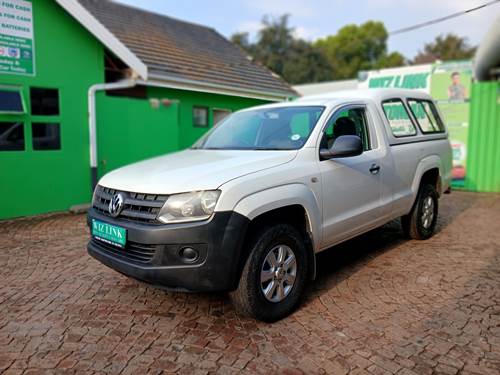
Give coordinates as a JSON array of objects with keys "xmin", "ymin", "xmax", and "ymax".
[{"xmin": 114, "ymin": 0, "xmax": 500, "ymax": 59}]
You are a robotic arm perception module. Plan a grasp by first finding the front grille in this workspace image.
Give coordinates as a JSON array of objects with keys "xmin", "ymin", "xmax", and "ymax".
[
  {"xmin": 93, "ymin": 185, "xmax": 168, "ymax": 224},
  {"xmin": 91, "ymin": 238, "xmax": 157, "ymax": 263}
]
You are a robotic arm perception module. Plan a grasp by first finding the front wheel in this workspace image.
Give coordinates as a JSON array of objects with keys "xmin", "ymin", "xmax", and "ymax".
[
  {"xmin": 230, "ymin": 224, "xmax": 308, "ymax": 322},
  {"xmin": 401, "ymin": 183, "xmax": 439, "ymax": 240}
]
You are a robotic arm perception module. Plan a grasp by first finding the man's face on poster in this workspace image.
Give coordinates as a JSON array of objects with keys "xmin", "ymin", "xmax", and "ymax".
[{"xmin": 452, "ymin": 73, "xmax": 460, "ymax": 85}]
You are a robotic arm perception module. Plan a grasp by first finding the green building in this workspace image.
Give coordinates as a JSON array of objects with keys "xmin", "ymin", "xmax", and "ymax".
[
  {"xmin": 468, "ymin": 15, "xmax": 500, "ymax": 193},
  {"xmin": 0, "ymin": 0, "xmax": 296, "ymax": 220}
]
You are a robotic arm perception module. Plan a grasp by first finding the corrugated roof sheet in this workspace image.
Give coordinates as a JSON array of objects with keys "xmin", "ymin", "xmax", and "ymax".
[{"xmin": 77, "ymin": 0, "xmax": 297, "ymax": 98}]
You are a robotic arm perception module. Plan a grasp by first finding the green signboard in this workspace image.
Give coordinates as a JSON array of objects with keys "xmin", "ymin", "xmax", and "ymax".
[
  {"xmin": 358, "ymin": 64, "xmax": 432, "ymax": 91},
  {"xmin": 430, "ymin": 61, "xmax": 472, "ymax": 188},
  {"xmin": 0, "ymin": 0, "xmax": 35, "ymax": 76}
]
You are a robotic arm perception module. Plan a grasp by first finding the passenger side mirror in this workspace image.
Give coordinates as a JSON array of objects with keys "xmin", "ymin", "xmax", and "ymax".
[{"xmin": 320, "ymin": 135, "xmax": 363, "ymax": 159}]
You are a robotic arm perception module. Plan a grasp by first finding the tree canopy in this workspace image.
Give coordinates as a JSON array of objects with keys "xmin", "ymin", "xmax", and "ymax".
[
  {"xmin": 413, "ymin": 33, "xmax": 476, "ymax": 64},
  {"xmin": 231, "ymin": 16, "xmax": 476, "ymax": 85},
  {"xmin": 315, "ymin": 21, "xmax": 405, "ymax": 79},
  {"xmin": 231, "ymin": 15, "xmax": 333, "ymax": 84}
]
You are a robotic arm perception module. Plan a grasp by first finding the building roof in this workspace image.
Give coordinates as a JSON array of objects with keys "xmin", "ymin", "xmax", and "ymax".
[{"xmin": 55, "ymin": 0, "xmax": 296, "ymax": 100}]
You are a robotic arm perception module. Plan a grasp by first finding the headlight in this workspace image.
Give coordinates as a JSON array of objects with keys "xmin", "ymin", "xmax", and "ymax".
[{"xmin": 157, "ymin": 190, "xmax": 221, "ymax": 223}]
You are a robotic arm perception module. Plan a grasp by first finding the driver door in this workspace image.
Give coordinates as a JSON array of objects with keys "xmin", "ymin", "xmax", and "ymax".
[{"xmin": 319, "ymin": 104, "xmax": 383, "ymax": 247}]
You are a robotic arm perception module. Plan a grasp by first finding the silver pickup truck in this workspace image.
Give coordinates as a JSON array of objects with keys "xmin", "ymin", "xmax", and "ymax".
[{"xmin": 87, "ymin": 89, "xmax": 452, "ymax": 321}]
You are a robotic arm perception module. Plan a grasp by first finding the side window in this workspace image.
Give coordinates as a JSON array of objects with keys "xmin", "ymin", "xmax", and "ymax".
[
  {"xmin": 0, "ymin": 122, "xmax": 25, "ymax": 151},
  {"xmin": 32, "ymin": 123, "xmax": 61, "ymax": 150},
  {"xmin": 213, "ymin": 109, "xmax": 231, "ymax": 125},
  {"xmin": 193, "ymin": 106, "xmax": 209, "ymax": 127},
  {"xmin": 0, "ymin": 87, "xmax": 25, "ymax": 114},
  {"xmin": 30, "ymin": 87, "xmax": 62, "ymax": 152},
  {"xmin": 407, "ymin": 99, "xmax": 445, "ymax": 133},
  {"xmin": 30, "ymin": 88, "xmax": 59, "ymax": 116},
  {"xmin": 382, "ymin": 99, "xmax": 417, "ymax": 137},
  {"xmin": 321, "ymin": 107, "xmax": 370, "ymax": 152}
]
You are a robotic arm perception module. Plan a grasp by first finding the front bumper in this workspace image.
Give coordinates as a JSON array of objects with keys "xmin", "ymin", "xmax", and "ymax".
[{"xmin": 87, "ymin": 208, "xmax": 250, "ymax": 292}]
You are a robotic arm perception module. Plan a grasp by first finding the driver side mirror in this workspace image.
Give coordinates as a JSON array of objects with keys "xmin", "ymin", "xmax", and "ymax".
[{"xmin": 320, "ymin": 135, "xmax": 363, "ymax": 159}]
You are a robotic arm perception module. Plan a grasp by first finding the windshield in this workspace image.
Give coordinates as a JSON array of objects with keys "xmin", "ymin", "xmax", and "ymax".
[{"xmin": 192, "ymin": 106, "xmax": 325, "ymax": 150}]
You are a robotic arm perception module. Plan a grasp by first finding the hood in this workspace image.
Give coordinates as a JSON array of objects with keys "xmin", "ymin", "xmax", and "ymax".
[{"xmin": 98, "ymin": 149, "xmax": 297, "ymax": 194}]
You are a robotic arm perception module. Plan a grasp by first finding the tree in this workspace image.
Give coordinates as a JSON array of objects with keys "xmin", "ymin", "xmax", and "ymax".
[
  {"xmin": 253, "ymin": 15, "xmax": 295, "ymax": 76},
  {"xmin": 231, "ymin": 15, "xmax": 334, "ymax": 84},
  {"xmin": 315, "ymin": 21, "xmax": 404, "ymax": 79},
  {"xmin": 413, "ymin": 34, "xmax": 476, "ymax": 64},
  {"xmin": 230, "ymin": 32, "xmax": 253, "ymax": 54},
  {"xmin": 377, "ymin": 51, "xmax": 406, "ymax": 69},
  {"xmin": 282, "ymin": 39, "xmax": 334, "ymax": 84}
]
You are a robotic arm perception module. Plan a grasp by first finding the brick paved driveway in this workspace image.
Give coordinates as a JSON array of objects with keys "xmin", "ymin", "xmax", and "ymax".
[{"xmin": 0, "ymin": 191, "xmax": 499, "ymax": 375}]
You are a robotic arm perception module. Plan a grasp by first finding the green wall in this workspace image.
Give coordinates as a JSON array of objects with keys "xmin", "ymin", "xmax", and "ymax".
[
  {"xmin": 95, "ymin": 94, "xmax": 179, "ymax": 176},
  {"xmin": 0, "ymin": 0, "xmax": 104, "ymax": 219},
  {"xmin": 465, "ymin": 81, "xmax": 500, "ymax": 192}
]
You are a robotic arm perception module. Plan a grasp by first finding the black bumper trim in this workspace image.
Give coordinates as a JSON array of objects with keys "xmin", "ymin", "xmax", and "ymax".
[{"xmin": 87, "ymin": 209, "xmax": 250, "ymax": 292}]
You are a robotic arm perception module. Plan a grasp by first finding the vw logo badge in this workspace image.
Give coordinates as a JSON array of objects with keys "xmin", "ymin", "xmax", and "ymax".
[{"xmin": 109, "ymin": 193, "xmax": 125, "ymax": 217}]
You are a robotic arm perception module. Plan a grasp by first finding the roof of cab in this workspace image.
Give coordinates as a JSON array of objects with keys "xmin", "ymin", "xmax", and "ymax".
[
  {"xmin": 234, "ymin": 88, "xmax": 435, "ymax": 112},
  {"xmin": 297, "ymin": 88, "xmax": 434, "ymax": 104}
]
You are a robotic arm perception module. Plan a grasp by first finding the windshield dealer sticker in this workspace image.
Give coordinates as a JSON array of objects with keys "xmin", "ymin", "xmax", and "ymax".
[{"xmin": 291, "ymin": 134, "xmax": 301, "ymax": 141}]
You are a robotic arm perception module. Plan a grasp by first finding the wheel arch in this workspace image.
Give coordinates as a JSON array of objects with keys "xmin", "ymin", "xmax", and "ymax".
[
  {"xmin": 232, "ymin": 184, "xmax": 321, "ymax": 282},
  {"xmin": 411, "ymin": 155, "xmax": 443, "ymax": 197}
]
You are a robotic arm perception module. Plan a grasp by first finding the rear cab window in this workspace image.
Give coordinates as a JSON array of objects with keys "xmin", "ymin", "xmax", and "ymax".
[
  {"xmin": 381, "ymin": 99, "xmax": 417, "ymax": 137},
  {"xmin": 407, "ymin": 99, "xmax": 445, "ymax": 134}
]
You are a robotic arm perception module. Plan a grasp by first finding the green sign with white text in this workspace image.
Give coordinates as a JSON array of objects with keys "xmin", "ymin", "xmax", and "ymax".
[
  {"xmin": 92, "ymin": 219, "xmax": 127, "ymax": 248},
  {"xmin": 0, "ymin": 0, "xmax": 34, "ymax": 76},
  {"xmin": 430, "ymin": 61, "xmax": 472, "ymax": 188}
]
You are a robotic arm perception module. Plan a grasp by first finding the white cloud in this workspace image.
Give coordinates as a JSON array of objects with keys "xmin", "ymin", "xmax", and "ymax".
[
  {"xmin": 237, "ymin": 20, "xmax": 264, "ymax": 34},
  {"xmin": 293, "ymin": 26, "xmax": 321, "ymax": 40}
]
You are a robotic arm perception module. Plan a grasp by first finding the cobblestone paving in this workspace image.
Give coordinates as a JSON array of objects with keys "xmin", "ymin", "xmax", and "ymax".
[{"xmin": 0, "ymin": 191, "xmax": 499, "ymax": 374}]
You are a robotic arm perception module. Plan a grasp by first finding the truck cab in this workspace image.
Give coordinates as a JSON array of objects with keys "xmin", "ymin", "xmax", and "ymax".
[{"xmin": 87, "ymin": 89, "xmax": 452, "ymax": 321}]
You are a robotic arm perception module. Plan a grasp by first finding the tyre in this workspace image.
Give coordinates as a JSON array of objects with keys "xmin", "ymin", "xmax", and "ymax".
[
  {"xmin": 230, "ymin": 223, "xmax": 308, "ymax": 322},
  {"xmin": 401, "ymin": 183, "xmax": 439, "ymax": 240}
]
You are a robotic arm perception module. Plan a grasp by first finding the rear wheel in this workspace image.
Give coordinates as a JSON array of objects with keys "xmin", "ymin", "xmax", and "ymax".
[
  {"xmin": 401, "ymin": 183, "xmax": 439, "ymax": 240},
  {"xmin": 230, "ymin": 224, "xmax": 308, "ymax": 322}
]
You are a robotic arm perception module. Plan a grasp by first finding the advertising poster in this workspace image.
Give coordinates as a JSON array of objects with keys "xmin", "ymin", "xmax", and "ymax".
[
  {"xmin": 430, "ymin": 61, "xmax": 472, "ymax": 188},
  {"xmin": 0, "ymin": 0, "xmax": 35, "ymax": 76},
  {"xmin": 358, "ymin": 64, "xmax": 432, "ymax": 92}
]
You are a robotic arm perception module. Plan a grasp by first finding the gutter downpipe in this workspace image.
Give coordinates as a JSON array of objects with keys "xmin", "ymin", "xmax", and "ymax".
[{"xmin": 88, "ymin": 79, "xmax": 137, "ymax": 191}]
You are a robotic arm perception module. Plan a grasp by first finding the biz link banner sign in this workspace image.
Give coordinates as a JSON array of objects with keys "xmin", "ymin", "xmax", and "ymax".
[
  {"xmin": 0, "ymin": 0, "xmax": 35, "ymax": 76},
  {"xmin": 358, "ymin": 64, "xmax": 432, "ymax": 91}
]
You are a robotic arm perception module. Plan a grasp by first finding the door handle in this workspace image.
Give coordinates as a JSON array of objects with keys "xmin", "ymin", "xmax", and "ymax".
[{"xmin": 369, "ymin": 164, "xmax": 380, "ymax": 174}]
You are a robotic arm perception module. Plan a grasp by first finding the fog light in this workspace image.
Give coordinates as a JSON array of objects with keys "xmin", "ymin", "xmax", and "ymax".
[{"xmin": 179, "ymin": 247, "xmax": 199, "ymax": 263}]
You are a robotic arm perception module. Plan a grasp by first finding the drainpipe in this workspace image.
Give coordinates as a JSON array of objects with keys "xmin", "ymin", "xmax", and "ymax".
[{"xmin": 88, "ymin": 79, "xmax": 137, "ymax": 190}]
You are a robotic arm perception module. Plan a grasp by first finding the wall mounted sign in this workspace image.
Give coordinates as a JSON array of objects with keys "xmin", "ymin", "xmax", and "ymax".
[{"xmin": 0, "ymin": 0, "xmax": 35, "ymax": 76}]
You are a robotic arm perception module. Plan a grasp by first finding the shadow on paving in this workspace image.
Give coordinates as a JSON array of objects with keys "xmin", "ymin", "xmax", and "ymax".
[{"xmin": 311, "ymin": 191, "xmax": 479, "ymax": 292}]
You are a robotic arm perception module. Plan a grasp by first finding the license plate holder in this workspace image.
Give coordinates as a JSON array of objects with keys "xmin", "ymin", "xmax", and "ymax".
[{"xmin": 92, "ymin": 219, "xmax": 127, "ymax": 248}]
